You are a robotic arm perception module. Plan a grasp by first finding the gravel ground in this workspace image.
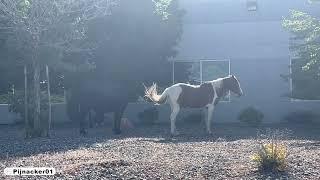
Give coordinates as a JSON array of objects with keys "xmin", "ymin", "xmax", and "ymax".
[{"xmin": 0, "ymin": 122, "xmax": 319, "ymax": 180}]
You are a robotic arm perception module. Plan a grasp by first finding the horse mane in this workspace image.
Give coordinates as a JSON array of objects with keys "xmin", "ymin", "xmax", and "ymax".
[{"xmin": 211, "ymin": 76, "xmax": 230, "ymax": 98}]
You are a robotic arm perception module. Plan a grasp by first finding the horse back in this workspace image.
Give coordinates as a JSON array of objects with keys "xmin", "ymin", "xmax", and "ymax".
[{"xmin": 177, "ymin": 83, "xmax": 215, "ymax": 108}]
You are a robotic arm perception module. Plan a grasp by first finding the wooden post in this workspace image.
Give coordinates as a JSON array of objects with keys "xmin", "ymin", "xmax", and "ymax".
[
  {"xmin": 46, "ymin": 65, "xmax": 51, "ymax": 136},
  {"xmin": 64, "ymin": 89, "xmax": 67, "ymax": 103},
  {"xmin": 24, "ymin": 65, "xmax": 28, "ymax": 138},
  {"xmin": 200, "ymin": 60, "xmax": 203, "ymax": 84},
  {"xmin": 172, "ymin": 61, "xmax": 175, "ymax": 85}
]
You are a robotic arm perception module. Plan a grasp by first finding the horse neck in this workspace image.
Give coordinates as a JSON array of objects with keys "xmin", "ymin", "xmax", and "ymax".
[{"xmin": 212, "ymin": 78, "xmax": 229, "ymax": 98}]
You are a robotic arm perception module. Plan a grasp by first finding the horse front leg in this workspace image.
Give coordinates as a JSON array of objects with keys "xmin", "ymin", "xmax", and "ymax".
[{"xmin": 206, "ymin": 105, "xmax": 215, "ymax": 135}]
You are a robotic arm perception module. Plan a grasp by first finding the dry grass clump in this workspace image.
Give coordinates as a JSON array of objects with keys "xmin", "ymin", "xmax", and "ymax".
[
  {"xmin": 252, "ymin": 129, "xmax": 290, "ymax": 172},
  {"xmin": 252, "ymin": 142, "xmax": 288, "ymax": 171}
]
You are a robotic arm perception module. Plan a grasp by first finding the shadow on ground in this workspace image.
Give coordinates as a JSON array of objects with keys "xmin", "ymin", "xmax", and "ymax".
[
  {"xmin": 248, "ymin": 169, "xmax": 292, "ymax": 180},
  {"xmin": 0, "ymin": 122, "xmax": 319, "ymax": 159}
]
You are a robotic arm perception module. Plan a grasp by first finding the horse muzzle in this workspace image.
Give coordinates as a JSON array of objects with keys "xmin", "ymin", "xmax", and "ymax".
[{"xmin": 237, "ymin": 91, "xmax": 244, "ymax": 97}]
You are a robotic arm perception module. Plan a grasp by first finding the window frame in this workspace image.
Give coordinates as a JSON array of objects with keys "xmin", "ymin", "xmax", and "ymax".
[
  {"xmin": 289, "ymin": 57, "xmax": 320, "ymax": 102},
  {"xmin": 172, "ymin": 59, "xmax": 231, "ymax": 103},
  {"xmin": 246, "ymin": 0, "xmax": 258, "ymax": 11}
]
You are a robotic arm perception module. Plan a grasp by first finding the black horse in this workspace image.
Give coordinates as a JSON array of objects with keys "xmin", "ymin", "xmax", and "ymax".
[{"xmin": 66, "ymin": 79, "xmax": 138, "ymax": 135}]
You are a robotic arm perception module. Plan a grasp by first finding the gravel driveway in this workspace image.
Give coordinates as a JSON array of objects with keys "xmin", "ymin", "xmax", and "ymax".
[{"xmin": 0, "ymin": 122, "xmax": 319, "ymax": 179}]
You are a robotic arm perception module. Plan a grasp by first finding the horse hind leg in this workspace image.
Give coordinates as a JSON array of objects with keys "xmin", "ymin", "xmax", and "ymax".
[
  {"xmin": 206, "ymin": 105, "xmax": 215, "ymax": 135},
  {"xmin": 170, "ymin": 104, "xmax": 180, "ymax": 136},
  {"xmin": 166, "ymin": 91, "xmax": 181, "ymax": 136}
]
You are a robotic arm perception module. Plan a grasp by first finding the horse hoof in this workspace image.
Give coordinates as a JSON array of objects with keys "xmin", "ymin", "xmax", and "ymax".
[
  {"xmin": 113, "ymin": 129, "xmax": 122, "ymax": 135},
  {"xmin": 171, "ymin": 131, "xmax": 180, "ymax": 137}
]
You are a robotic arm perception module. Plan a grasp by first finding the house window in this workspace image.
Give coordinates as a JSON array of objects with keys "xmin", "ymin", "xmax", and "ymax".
[
  {"xmin": 290, "ymin": 58, "xmax": 320, "ymax": 101},
  {"xmin": 247, "ymin": 0, "xmax": 257, "ymax": 11},
  {"xmin": 173, "ymin": 61, "xmax": 200, "ymax": 85},
  {"xmin": 308, "ymin": 0, "xmax": 320, "ymax": 4},
  {"xmin": 172, "ymin": 59, "xmax": 231, "ymax": 102}
]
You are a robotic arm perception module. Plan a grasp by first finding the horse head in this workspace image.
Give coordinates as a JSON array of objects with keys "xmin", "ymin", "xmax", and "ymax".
[{"xmin": 224, "ymin": 75, "xmax": 243, "ymax": 97}]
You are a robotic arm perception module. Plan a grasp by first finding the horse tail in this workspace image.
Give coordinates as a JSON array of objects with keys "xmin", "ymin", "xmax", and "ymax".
[{"xmin": 144, "ymin": 83, "xmax": 168, "ymax": 105}]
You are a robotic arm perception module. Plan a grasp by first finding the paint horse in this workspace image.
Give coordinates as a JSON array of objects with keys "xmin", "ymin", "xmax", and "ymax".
[{"xmin": 144, "ymin": 75, "xmax": 243, "ymax": 136}]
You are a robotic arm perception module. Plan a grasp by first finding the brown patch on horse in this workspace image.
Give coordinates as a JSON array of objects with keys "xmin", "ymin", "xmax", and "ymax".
[
  {"xmin": 216, "ymin": 75, "xmax": 242, "ymax": 98},
  {"xmin": 177, "ymin": 83, "xmax": 215, "ymax": 108},
  {"xmin": 216, "ymin": 76, "xmax": 234, "ymax": 97}
]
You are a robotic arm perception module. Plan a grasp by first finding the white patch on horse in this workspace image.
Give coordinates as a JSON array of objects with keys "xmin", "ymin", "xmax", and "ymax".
[{"xmin": 211, "ymin": 78, "xmax": 223, "ymax": 89}]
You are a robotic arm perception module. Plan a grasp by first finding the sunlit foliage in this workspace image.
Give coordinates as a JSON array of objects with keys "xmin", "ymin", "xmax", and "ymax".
[
  {"xmin": 282, "ymin": 10, "xmax": 320, "ymax": 100},
  {"xmin": 283, "ymin": 10, "xmax": 320, "ymax": 71}
]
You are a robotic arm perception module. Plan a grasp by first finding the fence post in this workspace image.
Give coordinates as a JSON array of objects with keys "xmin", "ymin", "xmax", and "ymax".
[
  {"xmin": 46, "ymin": 65, "xmax": 51, "ymax": 136},
  {"xmin": 172, "ymin": 61, "xmax": 175, "ymax": 85},
  {"xmin": 200, "ymin": 60, "xmax": 203, "ymax": 84}
]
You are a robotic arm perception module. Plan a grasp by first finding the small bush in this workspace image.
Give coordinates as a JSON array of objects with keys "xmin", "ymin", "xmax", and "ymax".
[
  {"xmin": 8, "ymin": 91, "xmax": 49, "ymax": 110},
  {"xmin": 8, "ymin": 90, "xmax": 50, "ymax": 122},
  {"xmin": 51, "ymin": 94, "xmax": 65, "ymax": 103},
  {"xmin": 252, "ymin": 129, "xmax": 290, "ymax": 172},
  {"xmin": 283, "ymin": 110, "xmax": 319, "ymax": 124},
  {"xmin": 252, "ymin": 143, "xmax": 288, "ymax": 172},
  {"xmin": 0, "ymin": 94, "xmax": 10, "ymax": 104},
  {"xmin": 238, "ymin": 106, "xmax": 264, "ymax": 126},
  {"xmin": 137, "ymin": 107, "xmax": 158, "ymax": 125}
]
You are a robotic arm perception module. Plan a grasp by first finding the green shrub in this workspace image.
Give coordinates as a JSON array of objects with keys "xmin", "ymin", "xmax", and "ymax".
[
  {"xmin": 137, "ymin": 107, "xmax": 158, "ymax": 125},
  {"xmin": 8, "ymin": 90, "xmax": 50, "ymax": 122},
  {"xmin": 238, "ymin": 106, "xmax": 264, "ymax": 126},
  {"xmin": 50, "ymin": 94, "xmax": 65, "ymax": 103},
  {"xmin": 0, "ymin": 94, "xmax": 10, "ymax": 104},
  {"xmin": 8, "ymin": 91, "xmax": 64, "ymax": 116},
  {"xmin": 283, "ymin": 110, "xmax": 319, "ymax": 124}
]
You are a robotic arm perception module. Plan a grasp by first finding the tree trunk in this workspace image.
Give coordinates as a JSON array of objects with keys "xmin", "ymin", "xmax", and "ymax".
[
  {"xmin": 31, "ymin": 60, "xmax": 42, "ymax": 137},
  {"xmin": 24, "ymin": 65, "xmax": 31, "ymax": 138}
]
